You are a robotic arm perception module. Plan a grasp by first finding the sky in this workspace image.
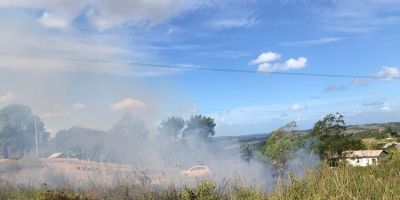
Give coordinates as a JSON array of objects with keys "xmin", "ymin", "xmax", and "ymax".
[{"xmin": 0, "ymin": 0, "xmax": 399, "ymax": 136}]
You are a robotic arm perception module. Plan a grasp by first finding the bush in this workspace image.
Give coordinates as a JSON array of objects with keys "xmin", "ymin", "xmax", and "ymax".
[{"xmin": 180, "ymin": 182, "xmax": 219, "ymax": 200}]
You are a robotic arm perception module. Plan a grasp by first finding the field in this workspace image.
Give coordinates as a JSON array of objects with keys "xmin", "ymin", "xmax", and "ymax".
[{"xmin": 1, "ymin": 152, "xmax": 400, "ymax": 199}]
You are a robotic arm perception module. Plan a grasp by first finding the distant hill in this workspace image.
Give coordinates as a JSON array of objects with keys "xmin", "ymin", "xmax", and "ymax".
[{"xmin": 214, "ymin": 122, "xmax": 400, "ymax": 148}]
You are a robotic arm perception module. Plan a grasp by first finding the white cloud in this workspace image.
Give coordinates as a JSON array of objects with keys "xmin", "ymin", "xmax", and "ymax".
[
  {"xmin": 250, "ymin": 52, "xmax": 281, "ymax": 65},
  {"xmin": 325, "ymin": 84, "xmax": 348, "ymax": 93},
  {"xmin": 209, "ymin": 17, "xmax": 258, "ymax": 30},
  {"xmin": 381, "ymin": 102, "xmax": 392, "ymax": 112},
  {"xmin": 38, "ymin": 12, "xmax": 70, "ymax": 30},
  {"xmin": 41, "ymin": 104, "xmax": 71, "ymax": 118},
  {"xmin": 0, "ymin": 0, "xmax": 199, "ymax": 31},
  {"xmin": 111, "ymin": 97, "xmax": 146, "ymax": 112},
  {"xmin": 72, "ymin": 103, "xmax": 86, "ymax": 111},
  {"xmin": 0, "ymin": 91, "xmax": 15, "ymax": 103},
  {"xmin": 258, "ymin": 57, "xmax": 308, "ymax": 72},
  {"xmin": 291, "ymin": 104, "xmax": 307, "ymax": 111},
  {"xmin": 352, "ymin": 78, "xmax": 370, "ymax": 86},
  {"xmin": 280, "ymin": 37, "xmax": 346, "ymax": 46},
  {"xmin": 377, "ymin": 66, "xmax": 400, "ymax": 79}
]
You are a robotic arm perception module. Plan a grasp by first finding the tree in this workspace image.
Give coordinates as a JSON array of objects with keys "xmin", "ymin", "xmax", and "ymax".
[
  {"xmin": 310, "ymin": 113, "xmax": 346, "ymax": 139},
  {"xmin": 0, "ymin": 104, "xmax": 47, "ymax": 158},
  {"xmin": 383, "ymin": 126, "xmax": 397, "ymax": 137},
  {"xmin": 311, "ymin": 113, "xmax": 365, "ymax": 163},
  {"xmin": 264, "ymin": 122, "xmax": 300, "ymax": 167},
  {"xmin": 110, "ymin": 113, "xmax": 148, "ymax": 139},
  {"xmin": 55, "ymin": 127, "xmax": 106, "ymax": 161},
  {"xmin": 264, "ymin": 122, "xmax": 303, "ymax": 181},
  {"xmin": 182, "ymin": 115, "xmax": 216, "ymax": 140},
  {"xmin": 240, "ymin": 144, "xmax": 254, "ymax": 164},
  {"xmin": 158, "ymin": 116, "xmax": 185, "ymax": 141}
]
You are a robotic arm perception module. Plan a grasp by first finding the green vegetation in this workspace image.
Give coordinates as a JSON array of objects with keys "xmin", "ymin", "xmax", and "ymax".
[
  {"xmin": 268, "ymin": 154, "xmax": 400, "ymax": 199},
  {"xmin": 0, "ymin": 104, "xmax": 49, "ymax": 158},
  {"xmin": 310, "ymin": 113, "xmax": 366, "ymax": 165}
]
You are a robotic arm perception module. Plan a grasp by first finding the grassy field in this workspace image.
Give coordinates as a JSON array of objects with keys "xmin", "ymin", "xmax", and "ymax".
[{"xmin": 1, "ymin": 152, "xmax": 400, "ymax": 200}]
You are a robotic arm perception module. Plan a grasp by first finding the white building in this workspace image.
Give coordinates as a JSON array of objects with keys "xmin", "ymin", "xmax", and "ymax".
[{"xmin": 344, "ymin": 150, "xmax": 388, "ymax": 167}]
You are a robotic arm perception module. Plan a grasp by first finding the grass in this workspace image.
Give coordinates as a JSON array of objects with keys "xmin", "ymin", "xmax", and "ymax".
[{"xmin": 2, "ymin": 153, "xmax": 400, "ymax": 199}]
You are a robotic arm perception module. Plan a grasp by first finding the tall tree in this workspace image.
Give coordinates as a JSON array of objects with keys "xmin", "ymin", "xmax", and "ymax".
[
  {"xmin": 311, "ymin": 113, "xmax": 364, "ymax": 162},
  {"xmin": 158, "ymin": 116, "xmax": 185, "ymax": 141},
  {"xmin": 264, "ymin": 122, "xmax": 303, "ymax": 181},
  {"xmin": 182, "ymin": 115, "xmax": 216, "ymax": 140},
  {"xmin": 110, "ymin": 113, "xmax": 148, "ymax": 139},
  {"xmin": 55, "ymin": 127, "xmax": 106, "ymax": 160},
  {"xmin": 0, "ymin": 104, "xmax": 47, "ymax": 157},
  {"xmin": 240, "ymin": 144, "xmax": 254, "ymax": 164}
]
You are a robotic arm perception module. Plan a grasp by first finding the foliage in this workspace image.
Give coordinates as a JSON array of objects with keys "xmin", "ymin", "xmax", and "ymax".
[
  {"xmin": 310, "ymin": 113, "xmax": 366, "ymax": 160},
  {"xmin": 110, "ymin": 113, "xmax": 148, "ymax": 139},
  {"xmin": 182, "ymin": 115, "xmax": 216, "ymax": 140},
  {"xmin": 268, "ymin": 153, "xmax": 400, "ymax": 200},
  {"xmin": 0, "ymin": 104, "xmax": 48, "ymax": 154},
  {"xmin": 54, "ymin": 127, "xmax": 107, "ymax": 161},
  {"xmin": 310, "ymin": 113, "xmax": 346, "ymax": 138},
  {"xmin": 382, "ymin": 126, "xmax": 398, "ymax": 137},
  {"xmin": 264, "ymin": 122, "xmax": 303, "ymax": 168},
  {"xmin": 240, "ymin": 144, "xmax": 254, "ymax": 163},
  {"xmin": 180, "ymin": 182, "xmax": 219, "ymax": 200},
  {"xmin": 158, "ymin": 116, "xmax": 185, "ymax": 141}
]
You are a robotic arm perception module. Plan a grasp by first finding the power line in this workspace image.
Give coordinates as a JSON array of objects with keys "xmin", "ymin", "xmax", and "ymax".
[{"xmin": 1, "ymin": 52, "xmax": 399, "ymax": 79}]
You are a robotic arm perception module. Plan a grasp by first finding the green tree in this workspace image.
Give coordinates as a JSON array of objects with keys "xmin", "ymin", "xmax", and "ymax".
[
  {"xmin": 264, "ymin": 122, "xmax": 300, "ymax": 167},
  {"xmin": 383, "ymin": 126, "xmax": 397, "ymax": 137},
  {"xmin": 311, "ymin": 113, "xmax": 365, "ymax": 164},
  {"xmin": 311, "ymin": 113, "xmax": 346, "ymax": 139},
  {"xmin": 55, "ymin": 127, "xmax": 106, "ymax": 160},
  {"xmin": 158, "ymin": 116, "xmax": 185, "ymax": 141},
  {"xmin": 182, "ymin": 115, "xmax": 216, "ymax": 140},
  {"xmin": 110, "ymin": 113, "xmax": 148, "ymax": 139},
  {"xmin": 240, "ymin": 144, "xmax": 254, "ymax": 164},
  {"xmin": 0, "ymin": 104, "xmax": 47, "ymax": 157}
]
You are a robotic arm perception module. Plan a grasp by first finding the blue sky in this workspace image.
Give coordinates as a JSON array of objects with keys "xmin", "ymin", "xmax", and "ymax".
[{"xmin": 0, "ymin": 0, "xmax": 399, "ymax": 136}]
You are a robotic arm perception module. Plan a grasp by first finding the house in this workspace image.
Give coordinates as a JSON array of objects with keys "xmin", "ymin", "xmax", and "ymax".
[
  {"xmin": 344, "ymin": 150, "xmax": 388, "ymax": 167},
  {"xmin": 48, "ymin": 152, "xmax": 66, "ymax": 159}
]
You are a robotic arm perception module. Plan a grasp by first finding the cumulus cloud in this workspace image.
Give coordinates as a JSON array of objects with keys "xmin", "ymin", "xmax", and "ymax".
[
  {"xmin": 257, "ymin": 57, "xmax": 307, "ymax": 72},
  {"xmin": 72, "ymin": 103, "xmax": 86, "ymax": 111},
  {"xmin": 324, "ymin": 84, "xmax": 348, "ymax": 93},
  {"xmin": 0, "ymin": 91, "xmax": 15, "ymax": 103},
  {"xmin": 42, "ymin": 104, "xmax": 71, "ymax": 118},
  {"xmin": 250, "ymin": 52, "xmax": 281, "ymax": 65},
  {"xmin": 291, "ymin": 104, "xmax": 307, "ymax": 111},
  {"xmin": 377, "ymin": 66, "xmax": 400, "ymax": 79},
  {"xmin": 111, "ymin": 97, "xmax": 146, "ymax": 112},
  {"xmin": 381, "ymin": 102, "xmax": 392, "ymax": 112}
]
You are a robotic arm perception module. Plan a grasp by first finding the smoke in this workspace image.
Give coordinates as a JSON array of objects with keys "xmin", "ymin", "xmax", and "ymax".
[{"xmin": 0, "ymin": 114, "xmax": 320, "ymax": 193}]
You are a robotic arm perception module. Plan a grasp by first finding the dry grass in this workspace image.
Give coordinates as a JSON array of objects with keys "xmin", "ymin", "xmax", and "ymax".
[{"xmin": 2, "ymin": 154, "xmax": 400, "ymax": 199}]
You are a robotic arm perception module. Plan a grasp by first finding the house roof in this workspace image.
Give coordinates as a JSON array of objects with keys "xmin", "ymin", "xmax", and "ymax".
[
  {"xmin": 383, "ymin": 142, "xmax": 400, "ymax": 149},
  {"xmin": 48, "ymin": 152, "xmax": 64, "ymax": 159},
  {"xmin": 344, "ymin": 150, "xmax": 386, "ymax": 158}
]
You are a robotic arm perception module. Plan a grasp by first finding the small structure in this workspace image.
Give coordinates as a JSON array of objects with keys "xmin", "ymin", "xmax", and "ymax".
[
  {"xmin": 382, "ymin": 142, "xmax": 400, "ymax": 149},
  {"xmin": 48, "ymin": 152, "xmax": 66, "ymax": 159},
  {"xmin": 344, "ymin": 150, "xmax": 388, "ymax": 167}
]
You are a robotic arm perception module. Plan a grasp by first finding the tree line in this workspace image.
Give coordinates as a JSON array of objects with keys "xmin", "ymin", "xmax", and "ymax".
[{"xmin": 0, "ymin": 104, "xmax": 216, "ymax": 162}]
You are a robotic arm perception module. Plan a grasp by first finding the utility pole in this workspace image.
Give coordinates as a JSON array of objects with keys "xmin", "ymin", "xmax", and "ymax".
[{"xmin": 34, "ymin": 117, "xmax": 39, "ymax": 157}]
